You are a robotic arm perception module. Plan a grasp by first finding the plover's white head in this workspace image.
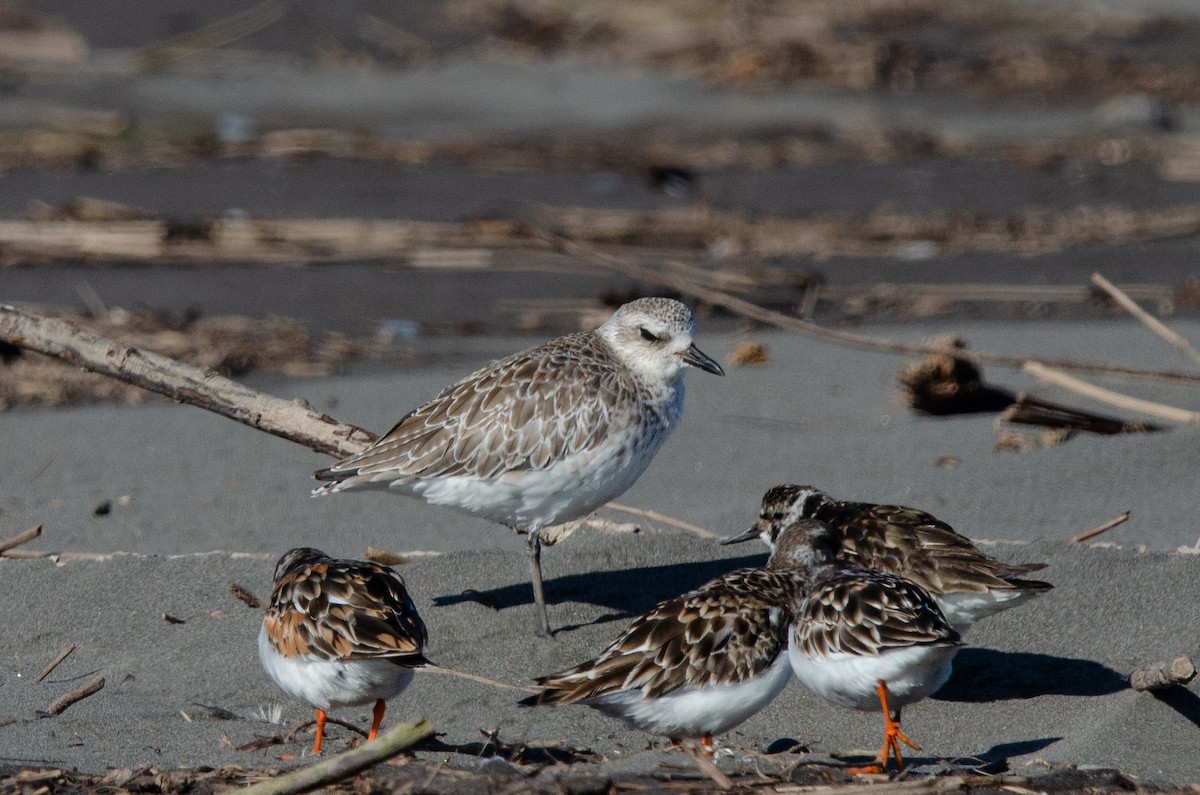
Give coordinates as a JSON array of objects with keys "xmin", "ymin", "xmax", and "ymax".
[
  {"xmin": 595, "ymin": 297, "xmax": 724, "ymax": 382},
  {"xmin": 721, "ymin": 484, "xmax": 828, "ymax": 551}
]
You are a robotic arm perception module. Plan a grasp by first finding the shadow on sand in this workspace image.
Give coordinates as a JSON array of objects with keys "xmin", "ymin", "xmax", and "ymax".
[{"xmin": 432, "ymin": 553, "xmax": 765, "ymax": 629}]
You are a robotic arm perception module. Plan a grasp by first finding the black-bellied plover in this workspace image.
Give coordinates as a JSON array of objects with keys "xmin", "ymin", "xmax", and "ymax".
[
  {"xmin": 258, "ymin": 548, "xmax": 430, "ymax": 753},
  {"xmin": 777, "ymin": 519, "xmax": 962, "ymax": 774},
  {"xmin": 723, "ymin": 484, "xmax": 1052, "ymax": 632},
  {"xmin": 313, "ymin": 297, "xmax": 724, "ymax": 636}
]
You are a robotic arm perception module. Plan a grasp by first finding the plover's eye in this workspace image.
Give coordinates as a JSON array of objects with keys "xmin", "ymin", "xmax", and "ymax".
[{"xmin": 639, "ymin": 327, "xmax": 660, "ymax": 342}]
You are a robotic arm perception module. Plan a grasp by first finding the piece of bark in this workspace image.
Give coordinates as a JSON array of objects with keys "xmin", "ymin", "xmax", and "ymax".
[
  {"xmin": 1130, "ymin": 656, "xmax": 1197, "ymax": 692},
  {"xmin": 1001, "ymin": 394, "xmax": 1161, "ymax": 435}
]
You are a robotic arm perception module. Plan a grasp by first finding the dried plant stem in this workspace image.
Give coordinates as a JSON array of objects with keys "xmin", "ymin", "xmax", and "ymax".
[
  {"xmin": 1022, "ymin": 362, "xmax": 1200, "ymax": 423},
  {"xmin": 417, "ymin": 666, "xmax": 538, "ymax": 694},
  {"xmin": 604, "ymin": 503, "xmax": 717, "ymax": 539},
  {"xmin": 1092, "ymin": 273, "xmax": 1200, "ymax": 368},
  {"xmin": 241, "ymin": 718, "xmax": 433, "ymax": 795},
  {"xmin": 1065, "ymin": 512, "xmax": 1131, "ymax": 544}
]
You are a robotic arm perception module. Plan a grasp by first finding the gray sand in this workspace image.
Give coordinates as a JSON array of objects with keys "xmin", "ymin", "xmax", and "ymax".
[{"xmin": 2, "ymin": 321, "xmax": 1200, "ymax": 782}]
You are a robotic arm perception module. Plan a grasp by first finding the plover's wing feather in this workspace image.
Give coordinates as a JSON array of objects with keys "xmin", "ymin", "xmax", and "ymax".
[
  {"xmin": 528, "ymin": 568, "xmax": 798, "ymax": 705},
  {"xmin": 316, "ymin": 333, "xmax": 635, "ymax": 485},
  {"xmin": 835, "ymin": 503, "xmax": 1052, "ymax": 595},
  {"xmin": 263, "ymin": 558, "xmax": 430, "ymax": 665},
  {"xmin": 795, "ymin": 568, "xmax": 962, "ymax": 658}
]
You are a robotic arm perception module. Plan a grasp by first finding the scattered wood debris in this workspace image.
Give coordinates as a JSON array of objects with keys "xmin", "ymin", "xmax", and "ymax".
[
  {"xmin": 1000, "ymin": 395, "xmax": 1161, "ymax": 435},
  {"xmin": 898, "ymin": 336, "xmax": 1013, "ymax": 415},
  {"xmin": 229, "ymin": 583, "xmax": 262, "ymax": 609},
  {"xmin": 728, "ymin": 340, "xmax": 769, "ymax": 366},
  {"xmin": 1130, "ymin": 656, "xmax": 1197, "ymax": 692},
  {"xmin": 162, "ymin": 613, "xmax": 186, "ymax": 625},
  {"xmin": 0, "ymin": 524, "xmax": 43, "ymax": 557}
]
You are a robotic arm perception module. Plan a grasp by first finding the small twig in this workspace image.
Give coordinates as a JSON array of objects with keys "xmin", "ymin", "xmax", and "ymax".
[
  {"xmin": 230, "ymin": 583, "xmax": 262, "ymax": 609},
  {"xmin": 43, "ymin": 674, "xmax": 104, "ymax": 716},
  {"xmin": 1065, "ymin": 511, "xmax": 1132, "ymax": 544},
  {"xmin": 240, "ymin": 718, "xmax": 433, "ymax": 795},
  {"xmin": 604, "ymin": 503, "xmax": 717, "ymax": 539},
  {"xmin": 417, "ymin": 666, "xmax": 538, "ymax": 694},
  {"xmin": 1092, "ymin": 273, "xmax": 1200, "ymax": 368},
  {"xmin": 162, "ymin": 613, "xmax": 186, "ymax": 624},
  {"xmin": 1130, "ymin": 656, "xmax": 1197, "ymax": 691},
  {"xmin": 34, "ymin": 643, "xmax": 77, "ymax": 683},
  {"xmin": 0, "ymin": 524, "xmax": 43, "ymax": 555},
  {"xmin": 1022, "ymin": 362, "xmax": 1200, "ymax": 423},
  {"xmin": 684, "ymin": 740, "xmax": 732, "ymax": 790}
]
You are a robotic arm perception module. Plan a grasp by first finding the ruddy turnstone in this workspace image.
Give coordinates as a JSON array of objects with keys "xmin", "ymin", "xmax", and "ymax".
[
  {"xmin": 778, "ymin": 519, "xmax": 963, "ymax": 773},
  {"xmin": 521, "ymin": 536, "xmax": 820, "ymax": 754},
  {"xmin": 723, "ymin": 485, "xmax": 1052, "ymax": 632},
  {"xmin": 313, "ymin": 298, "xmax": 724, "ymax": 636},
  {"xmin": 258, "ymin": 547, "xmax": 430, "ymax": 753}
]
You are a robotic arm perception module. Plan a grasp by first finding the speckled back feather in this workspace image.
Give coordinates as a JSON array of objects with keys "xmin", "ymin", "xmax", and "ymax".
[
  {"xmin": 263, "ymin": 548, "xmax": 430, "ymax": 666},
  {"xmin": 528, "ymin": 567, "xmax": 806, "ymax": 705},
  {"xmin": 795, "ymin": 565, "xmax": 962, "ymax": 658}
]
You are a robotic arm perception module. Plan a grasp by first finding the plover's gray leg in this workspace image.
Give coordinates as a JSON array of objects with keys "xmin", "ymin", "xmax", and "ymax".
[{"xmin": 527, "ymin": 530, "xmax": 552, "ymax": 637}]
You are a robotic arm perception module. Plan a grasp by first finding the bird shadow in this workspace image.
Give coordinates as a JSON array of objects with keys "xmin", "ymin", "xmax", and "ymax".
[
  {"xmin": 934, "ymin": 648, "xmax": 1128, "ymax": 701},
  {"xmin": 1151, "ymin": 686, "xmax": 1200, "ymax": 731},
  {"xmin": 431, "ymin": 554, "xmax": 765, "ymax": 629}
]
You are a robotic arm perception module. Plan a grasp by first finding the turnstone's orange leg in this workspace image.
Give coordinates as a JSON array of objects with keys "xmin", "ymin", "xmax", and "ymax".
[
  {"xmin": 699, "ymin": 734, "xmax": 715, "ymax": 757},
  {"xmin": 312, "ymin": 708, "xmax": 327, "ymax": 754},
  {"xmin": 847, "ymin": 680, "xmax": 920, "ymax": 774},
  {"xmin": 367, "ymin": 699, "xmax": 386, "ymax": 741}
]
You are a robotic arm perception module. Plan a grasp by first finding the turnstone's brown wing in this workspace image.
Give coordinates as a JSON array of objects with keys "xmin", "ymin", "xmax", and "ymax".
[
  {"xmin": 264, "ymin": 553, "xmax": 430, "ymax": 666},
  {"xmin": 315, "ymin": 333, "xmax": 641, "ymax": 486},
  {"xmin": 830, "ymin": 502, "xmax": 1051, "ymax": 596},
  {"xmin": 527, "ymin": 568, "xmax": 800, "ymax": 705},
  {"xmin": 795, "ymin": 567, "xmax": 962, "ymax": 658}
]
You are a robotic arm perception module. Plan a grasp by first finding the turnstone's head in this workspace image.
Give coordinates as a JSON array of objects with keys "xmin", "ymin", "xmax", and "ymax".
[
  {"xmin": 721, "ymin": 484, "xmax": 828, "ymax": 550},
  {"xmin": 596, "ymin": 297, "xmax": 724, "ymax": 381},
  {"xmin": 766, "ymin": 518, "xmax": 841, "ymax": 572},
  {"xmin": 271, "ymin": 546, "xmax": 329, "ymax": 582}
]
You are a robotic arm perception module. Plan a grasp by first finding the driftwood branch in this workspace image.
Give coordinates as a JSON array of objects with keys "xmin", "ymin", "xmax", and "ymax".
[
  {"xmin": 0, "ymin": 524, "xmax": 42, "ymax": 555},
  {"xmin": 0, "ymin": 305, "xmax": 376, "ymax": 458},
  {"xmin": 241, "ymin": 718, "xmax": 433, "ymax": 795},
  {"xmin": 1092, "ymin": 273, "xmax": 1200, "ymax": 368},
  {"xmin": 1022, "ymin": 362, "xmax": 1200, "ymax": 423},
  {"xmin": 542, "ymin": 232, "xmax": 1200, "ymax": 385},
  {"xmin": 1130, "ymin": 656, "xmax": 1197, "ymax": 692},
  {"xmin": 43, "ymin": 674, "xmax": 104, "ymax": 716}
]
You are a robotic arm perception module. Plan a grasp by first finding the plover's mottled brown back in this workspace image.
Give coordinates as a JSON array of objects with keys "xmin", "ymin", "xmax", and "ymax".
[
  {"xmin": 313, "ymin": 297, "xmax": 724, "ymax": 635},
  {"xmin": 723, "ymin": 484, "xmax": 1052, "ymax": 632},
  {"xmin": 258, "ymin": 548, "xmax": 430, "ymax": 754}
]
